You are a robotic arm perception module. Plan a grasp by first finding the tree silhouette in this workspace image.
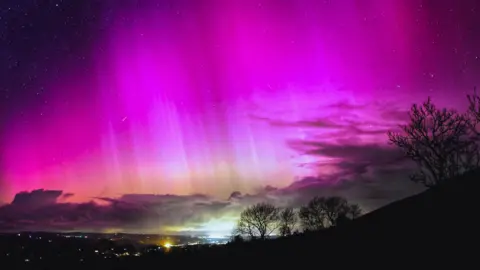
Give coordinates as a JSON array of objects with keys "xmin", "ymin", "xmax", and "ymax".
[
  {"xmin": 345, "ymin": 203, "xmax": 362, "ymax": 219},
  {"xmin": 388, "ymin": 97, "xmax": 480, "ymax": 187},
  {"xmin": 468, "ymin": 88, "xmax": 480, "ymax": 123},
  {"xmin": 299, "ymin": 196, "xmax": 362, "ymax": 231},
  {"xmin": 229, "ymin": 234, "xmax": 244, "ymax": 244},
  {"xmin": 299, "ymin": 197, "xmax": 326, "ymax": 231},
  {"xmin": 467, "ymin": 89, "xmax": 480, "ymax": 135},
  {"xmin": 278, "ymin": 207, "xmax": 297, "ymax": 236},
  {"xmin": 322, "ymin": 196, "xmax": 349, "ymax": 226},
  {"xmin": 234, "ymin": 202, "xmax": 279, "ymax": 240},
  {"xmin": 336, "ymin": 203, "xmax": 362, "ymax": 226}
]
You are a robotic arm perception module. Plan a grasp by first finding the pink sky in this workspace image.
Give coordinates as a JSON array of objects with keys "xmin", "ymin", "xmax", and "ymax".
[{"xmin": 1, "ymin": 0, "xmax": 474, "ymax": 203}]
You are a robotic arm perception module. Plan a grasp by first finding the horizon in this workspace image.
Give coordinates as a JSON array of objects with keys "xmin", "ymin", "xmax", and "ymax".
[{"xmin": 2, "ymin": 231, "xmax": 230, "ymax": 238}]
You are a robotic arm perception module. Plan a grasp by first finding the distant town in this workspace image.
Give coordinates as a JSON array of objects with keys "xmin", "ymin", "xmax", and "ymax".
[{"xmin": 0, "ymin": 232, "xmax": 229, "ymax": 263}]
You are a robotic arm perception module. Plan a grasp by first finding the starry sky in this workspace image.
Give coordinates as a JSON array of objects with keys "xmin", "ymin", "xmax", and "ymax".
[{"xmin": 0, "ymin": 0, "xmax": 479, "ymax": 235}]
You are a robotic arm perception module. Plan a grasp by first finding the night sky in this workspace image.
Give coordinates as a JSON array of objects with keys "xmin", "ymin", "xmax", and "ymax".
[{"xmin": 0, "ymin": 0, "xmax": 479, "ymax": 235}]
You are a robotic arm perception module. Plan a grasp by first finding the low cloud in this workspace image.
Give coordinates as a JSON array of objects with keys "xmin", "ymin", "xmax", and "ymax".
[
  {"xmin": 0, "ymin": 166, "xmax": 423, "ymax": 234},
  {"xmin": 0, "ymin": 190, "xmax": 237, "ymax": 234},
  {"xmin": 11, "ymin": 189, "xmax": 62, "ymax": 206}
]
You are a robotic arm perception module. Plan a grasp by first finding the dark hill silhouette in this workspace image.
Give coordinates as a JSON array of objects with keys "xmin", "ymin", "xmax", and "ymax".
[
  {"xmin": 347, "ymin": 168, "xmax": 478, "ymax": 235},
  {"xmin": 173, "ymin": 170, "xmax": 480, "ymax": 267}
]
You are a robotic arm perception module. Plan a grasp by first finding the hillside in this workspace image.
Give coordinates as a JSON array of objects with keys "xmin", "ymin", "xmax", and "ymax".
[{"xmin": 177, "ymin": 170, "xmax": 480, "ymax": 266}]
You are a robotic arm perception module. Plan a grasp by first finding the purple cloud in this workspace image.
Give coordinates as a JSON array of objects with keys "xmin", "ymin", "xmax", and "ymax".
[
  {"xmin": 0, "ymin": 166, "xmax": 423, "ymax": 234},
  {"xmin": 11, "ymin": 189, "xmax": 62, "ymax": 207}
]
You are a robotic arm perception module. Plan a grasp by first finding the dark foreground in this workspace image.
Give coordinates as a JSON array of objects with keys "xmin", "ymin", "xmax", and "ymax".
[{"xmin": 3, "ymin": 171, "xmax": 480, "ymax": 269}]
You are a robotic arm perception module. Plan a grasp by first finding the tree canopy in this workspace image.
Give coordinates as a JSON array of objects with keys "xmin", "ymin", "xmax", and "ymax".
[
  {"xmin": 299, "ymin": 196, "xmax": 361, "ymax": 231},
  {"xmin": 234, "ymin": 202, "xmax": 279, "ymax": 239},
  {"xmin": 388, "ymin": 96, "xmax": 480, "ymax": 187}
]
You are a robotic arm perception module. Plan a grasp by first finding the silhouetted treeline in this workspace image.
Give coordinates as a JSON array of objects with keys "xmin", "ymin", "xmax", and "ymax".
[{"xmin": 232, "ymin": 196, "xmax": 362, "ymax": 240}]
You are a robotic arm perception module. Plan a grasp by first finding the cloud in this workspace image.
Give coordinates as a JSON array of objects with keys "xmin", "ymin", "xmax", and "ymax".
[
  {"xmin": 277, "ymin": 99, "xmax": 424, "ymax": 210},
  {"xmin": 0, "ymin": 100, "xmax": 424, "ymax": 234},
  {"xmin": 0, "ymin": 190, "xmax": 234, "ymax": 234},
  {"xmin": 380, "ymin": 109, "xmax": 411, "ymax": 123},
  {"xmin": 285, "ymin": 135, "xmax": 420, "ymax": 209},
  {"xmin": 289, "ymin": 140, "xmax": 407, "ymax": 175},
  {"xmin": 326, "ymin": 100, "xmax": 368, "ymax": 110},
  {"xmin": 228, "ymin": 191, "xmax": 242, "ymax": 200},
  {"xmin": 252, "ymin": 99, "xmax": 409, "ymax": 141},
  {"xmin": 272, "ymin": 98, "xmax": 419, "ymax": 184},
  {"xmin": 249, "ymin": 114, "xmax": 343, "ymax": 130},
  {"xmin": 62, "ymin": 193, "xmax": 74, "ymax": 199},
  {"xmin": 0, "ymin": 164, "xmax": 424, "ymax": 234},
  {"xmin": 11, "ymin": 189, "xmax": 62, "ymax": 207}
]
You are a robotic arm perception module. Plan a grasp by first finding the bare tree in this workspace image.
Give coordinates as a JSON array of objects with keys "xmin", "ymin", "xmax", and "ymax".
[
  {"xmin": 468, "ymin": 88, "xmax": 480, "ymax": 125},
  {"xmin": 467, "ymin": 89, "xmax": 480, "ymax": 134},
  {"xmin": 234, "ymin": 202, "xmax": 279, "ymax": 240},
  {"xmin": 345, "ymin": 204, "xmax": 362, "ymax": 219},
  {"xmin": 388, "ymin": 97, "xmax": 480, "ymax": 187},
  {"xmin": 278, "ymin": 207, "xmax": 297, "ymax": 236},
  {"xmin": 299, "ymin": 196, "xmax": 363, "ymax": 231},
  {"xmin": 299, "ymin": 196, "xmax": 326, "ymax": 231},
  {"xmin": 464, "ymin": 89, "xmax": 480, "ymax": 170},
  {"xmin": 322, "ymin": 196, "xmax": 349, "ymax": 226}
]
